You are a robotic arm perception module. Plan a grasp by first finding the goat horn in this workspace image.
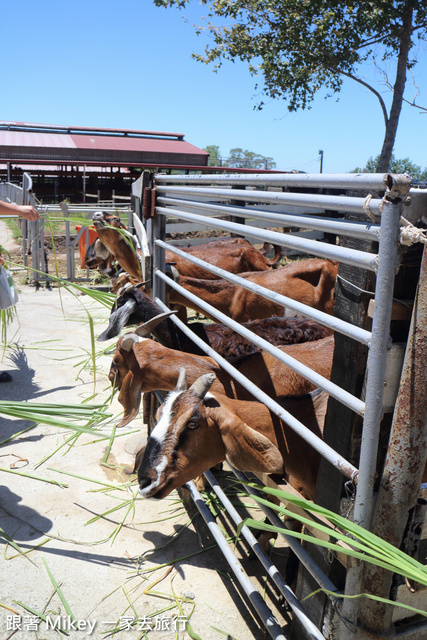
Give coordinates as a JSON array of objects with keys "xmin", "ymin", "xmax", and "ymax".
[
  {"xmin": 134, "ymin": 310, "xmax": 178, "ymax": 337},
  {"xmin": 120, "ymin": 333, "xmax": 140, "ymax": 352},
  {"xmin": 176, "ymin": 367, "xmax": 188, "ymax": 392},
  {"xmin": 188, "ymin": 372, "xmax": 216, "ymax": 399},
  {"xmin": 165, "ymin": 264, "xmax": 180, "ymax": 282}
]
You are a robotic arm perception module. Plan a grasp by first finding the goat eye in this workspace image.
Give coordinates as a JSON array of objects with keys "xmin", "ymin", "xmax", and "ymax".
[{"xmin": 187, "ymin": 420, "xmax": 199, "ymax": 430}]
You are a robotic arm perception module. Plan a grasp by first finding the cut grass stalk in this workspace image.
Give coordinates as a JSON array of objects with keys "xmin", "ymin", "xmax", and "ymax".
[
  {"xmin": 42, "ymin": 556, "xmax": 77, "ymax": 623},
  {"xmin": 13, "ymin": 601, "xmax": 70, "ymax": 636},
  {"xmin": 122, "ymin": 584, "xmax": 140, "ymax": 620},
  {"xmin": 305, "ymin": 587, "xmax": 427, "ymax": 619},
  {"xmin": 7, "ymin": 260, "xmax": 116, "ymax": 309},
  {"xmin": 103, "ymin": 423, "xmax": 117, "ymax": 464},
  {"xmin": 0, "ymin": 400, "xmax": 112, "ymax": 432},
  {"xmin": 170, "ymin": 572, "xmax": 202, "ymax": 640},
  {"xmin": 136, "ymin": 545, "xmax": 219, "ymax": 577},
  {"xmin": 5, "ymin": 537, "xmax": 51, "ymax": 561},
  {"xmin": 0, "ymin": 526, "xmax": 37, "ymax": 564},
  {"xmin": 47, "ymin": 467, "xmax": 133, "ymax": 489},
  {"xmin": 0, "ymin": 467, "xmax": 68, "ymax": 487},
  {"xmin": 35, "ymin": 433, "xmax": 80, "ymax": 468},
  {"xmin": 109, "ymin": 489, "xmax": 140, "ymax": 544},
  {"xmin": 210, "ymin": 626, "xmax": 243, "ymax": 640},
  {"xmin": 237, "ymin": 482, "xmax": 427, "ymax": 618},
  {"xmin": 0, "ymin": 424, "xmax": 36, "ymax": 447},
  {"xmin": 243, "ymin": 484, "xmax": 427, "ymax": 585}
]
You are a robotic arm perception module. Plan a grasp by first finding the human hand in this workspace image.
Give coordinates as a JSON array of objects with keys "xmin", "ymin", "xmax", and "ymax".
[{"xmin": 18, "ymin": 205, "xmax": 40, "ymax": 221}]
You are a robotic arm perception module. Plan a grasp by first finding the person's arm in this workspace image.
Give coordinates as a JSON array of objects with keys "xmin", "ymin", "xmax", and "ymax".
[{"xmin": 0, "ymin": 200, "xmax": 40, "ymax": 221}]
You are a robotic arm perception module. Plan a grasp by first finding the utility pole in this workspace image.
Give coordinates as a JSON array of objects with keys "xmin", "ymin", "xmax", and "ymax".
[{"xmin": 318, "ymin": 149, "xmax": 324, "ymax": 173}]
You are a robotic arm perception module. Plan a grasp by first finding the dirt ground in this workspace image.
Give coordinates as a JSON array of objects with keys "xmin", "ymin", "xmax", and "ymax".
[{"xmin": 0, "ymin": 219, "xmax": 292, "ymax": 640}]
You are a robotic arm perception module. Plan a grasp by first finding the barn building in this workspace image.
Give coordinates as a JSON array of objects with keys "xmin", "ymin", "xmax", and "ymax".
[{"xmin": 0, "ymin": 121, "xmax": 209, "ymax": 202}]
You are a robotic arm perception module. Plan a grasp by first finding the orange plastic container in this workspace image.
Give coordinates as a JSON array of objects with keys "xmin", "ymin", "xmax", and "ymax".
[{"xmin": 75, "ymin": 225, "xmax": 98, "ymax": 269}]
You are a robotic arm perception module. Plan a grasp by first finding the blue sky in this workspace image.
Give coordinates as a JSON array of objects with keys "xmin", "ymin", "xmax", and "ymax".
[{"xmin": 2, "ymin": 0, "xmax": 426, "ymax": 173}]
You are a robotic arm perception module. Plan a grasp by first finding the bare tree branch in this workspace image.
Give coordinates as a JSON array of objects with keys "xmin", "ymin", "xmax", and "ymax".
[{"xmin": 330, "ymin": 68, "xmax": 389, "ymax": 126}]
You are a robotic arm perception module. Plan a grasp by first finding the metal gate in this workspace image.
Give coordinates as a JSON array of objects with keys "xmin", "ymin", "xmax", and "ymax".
[
  {"xmin": 0, "ymin": 175, "xmax": 133, "ymax": 284},
  {"xmin": 134, "ymin": 170, "xmax": 427, "ymax": 640}
]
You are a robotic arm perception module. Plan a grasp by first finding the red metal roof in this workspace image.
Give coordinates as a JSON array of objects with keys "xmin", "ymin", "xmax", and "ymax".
[
  {"xmin": 0, "ymin": 121, "xmax": 209, "ymax": 166},
  {"xmin": 0, "ymin": 121, "xmax": 186, "ymax": 139}
]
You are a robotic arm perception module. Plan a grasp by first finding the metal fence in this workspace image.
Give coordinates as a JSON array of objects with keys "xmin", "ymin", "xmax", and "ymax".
[
  {"xmin": 136, "ymin": 170, "xmax": 427, "ymax": 640},
  {"xmin": 3, "ymin": 170, "xmax": 426, "ymax": 639},
  {"xmin": 0, "ymin": 175, "xmax": 133, "ymax": 283}
]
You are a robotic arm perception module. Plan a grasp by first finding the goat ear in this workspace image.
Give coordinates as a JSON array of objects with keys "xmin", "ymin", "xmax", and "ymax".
[
  {"xmin": 97, "ymin": 299, "xmax": 137, "ymax": 342},
  {"xmin": 218, "ymin": 417, "xmax": 284, "ymax": 474},
  {"xmin": 117, "ymin": 370, "xmax": 142, "ymax": 427},
  {"xmin": 188, "ymin": 372, "xmax": 216, "ymax": 399},
  {"xmin": 120, "ymin": 333, "xmax": 140, "ymax": 352},
  {"xmin": 134, "ymin": 310, "xmax": 178, "ymax": 337}
]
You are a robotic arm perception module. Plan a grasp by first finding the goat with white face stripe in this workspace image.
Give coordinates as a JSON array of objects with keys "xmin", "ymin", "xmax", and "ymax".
[{"xmin": 137, "ymin": 369, "xmax": 328, "ymax": 501}]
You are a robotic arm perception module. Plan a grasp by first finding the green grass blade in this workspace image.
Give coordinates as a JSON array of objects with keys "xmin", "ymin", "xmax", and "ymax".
[
  {"xmin": 0, "ymin": 526, "xmax": 37, "ymax": 564},
  {"xmin": 306, "ymin": 588, "xmax": 427, "ymax": 619},
  {"xmin": 0, "ymin": 467, "xmax": 68, "ymax": 487},
  {"xmin": 42, "ymin": 556, "xmax": 76, "ymax": 622},
  {"xmin": 13, "ymin": 601, "xmax": 70, "ymax": 636}
]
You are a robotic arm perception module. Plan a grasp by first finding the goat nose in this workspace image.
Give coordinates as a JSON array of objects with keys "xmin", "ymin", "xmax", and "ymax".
[{"xmin": 139, "ymin": 477, "xmax": 152, "ymax": 491}]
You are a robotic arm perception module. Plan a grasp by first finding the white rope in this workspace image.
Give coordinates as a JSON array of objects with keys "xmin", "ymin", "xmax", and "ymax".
[
  {"xmin": 363, "ymin": 194, "xmax": 380, "ymax": 222},
  {"xmin": 399, "ymin": 217, "xmax": 427, "ymax": 246}
]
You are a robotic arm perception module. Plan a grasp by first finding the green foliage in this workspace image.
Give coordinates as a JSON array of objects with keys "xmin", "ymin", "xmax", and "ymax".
[
  {"xmin": 227, "ymin": 147, "xmax": 276, "ymax": 169},
  {"xmin": 352, "ymin": 154, "xmax": 427, "ymax": 179},
  {"xmin": 204, "ymin": 144, "xmax": 222, "ymax": 166},
  {"xmin": 154, "ymin": 1, "xmax": 427, "ymax": 170},
  {"xmin": 203, "ymin": 144, "xmax": 276, "ymax": 168},
  {"xmin": 154, "ymin": 1, "xmax": 427, "ymax": 110}
]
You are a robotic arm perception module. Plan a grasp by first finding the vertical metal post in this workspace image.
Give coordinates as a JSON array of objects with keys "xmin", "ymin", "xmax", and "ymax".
[
  {"xmin": 339, "ymin": 196, "xmax": 403, "ymax": 637},
  {"xmin": 354, "ymin": 198, "xmax": 402, "ymax": 529},
  {"xmin": 357, "ymin": 243, "xmax": 427, "ymax": 636},
  {"xmin": 152, "ymin": 212, "xmax": 166, "ymax": 303}
]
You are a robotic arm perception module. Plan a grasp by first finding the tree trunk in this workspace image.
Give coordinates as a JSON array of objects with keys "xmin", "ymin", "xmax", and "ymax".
[{"xmin": 377, "ymin": 1, "xmax": 414, "ymax": 172}]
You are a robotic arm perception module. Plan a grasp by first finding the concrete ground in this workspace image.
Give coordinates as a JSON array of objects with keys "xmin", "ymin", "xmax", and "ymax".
[{"xmin": 0, "ymin": 261, "xmax": 290, "ymax": 639}]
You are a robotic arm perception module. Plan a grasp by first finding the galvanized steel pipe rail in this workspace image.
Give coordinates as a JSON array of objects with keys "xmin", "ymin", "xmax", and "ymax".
[
  {"xmin": 155, "ymin": 238, "xmax": 373, "ymax": 347},
  {"xmin": 184, "ymin": 480, "xmax": 288, "ymax": 640},
  {"xmin": 156, "ymin": 206, "xmax": 379, "ymax": 271},
  {"xmin": 154, "ymin": 171, "xmax": 400, "ymax": 192},
  {"xmin": 230, "ymin": 468, "xmax": 340, "ymax": 598},
  {"xmin": 154, "ymin": 294, "xmax": 360, "ymax": 482},
  {"xmin": 155, "ymin": 185, "xmax": 385, "ymax": 219},
  {"xmin": 155, "ymin": 271, "xmax": 364, "ymax": 419},
  {"xmin": 204, "ymin": 469, "xmax": 328, "ymax": 640},
  {"xmin": 157, "ymin": 196, "xmax": 382, "ymax": 241}
]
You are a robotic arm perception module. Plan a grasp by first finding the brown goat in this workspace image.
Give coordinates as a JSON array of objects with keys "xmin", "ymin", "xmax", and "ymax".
[
  {"xmin": 98, "ymin": 282, "xmax": 331, "ymax": 355},
  {"xmin": 169, "ymin": 258, "xmax": 338, "ymax": 322},
  {"xmin": 109, "ymin": 315, "xmax": 334, "ymax": 427},
  {"xmin": 137, "ymin": 369, "xmax": 328, "ymax": 501},
  {"xmin": 92, "ymin": 211, "xmax": 142, "ymax": 280},
  {"xmin": 166, "ymin": 237, "xmax": 283, "ymax": 279},
  {"xmin": 84, "ymin": 237, "xmax": 118, "ymax": 277}
]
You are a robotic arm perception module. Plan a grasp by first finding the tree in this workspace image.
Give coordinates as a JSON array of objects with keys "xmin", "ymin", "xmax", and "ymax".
[
  {"xmin": 154, "ymin": 1, "xmax": 427, "ymax": 172},
  {"xmin": 204, "ymin": 144, "xmax": 222, "ymax": 166},
  {"xmin": 203, "ymin": 145, "xmax": 277, "ymax": 169},
  {"xmin": 227, "ymin": 148, "xmax": 276, "ymax": 169},
  {"xmin": 352, "ymin": 154, "xmax": 427, "ymax": 179}
]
